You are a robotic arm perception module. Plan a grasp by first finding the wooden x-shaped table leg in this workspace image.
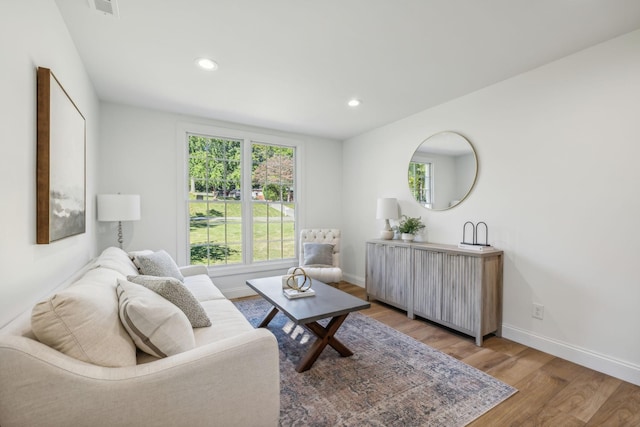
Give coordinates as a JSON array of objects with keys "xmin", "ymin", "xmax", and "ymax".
[
  {"xmin": 257, "ymin": 306, "xmax": 279, "ymax": 328},
  {"xmin": 296, "ymin": 314, "xmax": 352, "ymax": 372},
  {"xmin": 256, "ymin": 307, "xmax": 354, "ymax": 372}
]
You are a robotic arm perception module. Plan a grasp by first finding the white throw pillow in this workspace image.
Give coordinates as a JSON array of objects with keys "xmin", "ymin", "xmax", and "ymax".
[
  {"xmin": 117, "ymin": 279, "xmax": 195, "ymax": 358},
  {"xmin": 31, "ymin": 279, "xmax": 137, "ymax": 367},
  {"xmin": 91, "ymin": 246, "xmax": 140, "ymax": 277}
]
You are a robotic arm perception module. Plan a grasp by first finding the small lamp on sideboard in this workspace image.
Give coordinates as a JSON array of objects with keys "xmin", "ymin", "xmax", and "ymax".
[
  {"xmin": 97, "ymin": 194, "xmax": 141, "ymax": 249},
  {"xmin": 376, "ymin": 197, "xmax": 398, "ymax": 240}
]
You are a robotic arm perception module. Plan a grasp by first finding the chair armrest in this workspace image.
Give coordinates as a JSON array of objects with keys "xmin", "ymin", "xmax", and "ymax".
[
  {"xmin": 288, "ymin": 266, "xmax": 343, "ymax": 284},
  {"xmin": 179, "ymin": 264, "xmax": 208, "ymax": 277},
  {"xmin": 0, "ymin": 330, "xmax": 279, "ymax": 426}
]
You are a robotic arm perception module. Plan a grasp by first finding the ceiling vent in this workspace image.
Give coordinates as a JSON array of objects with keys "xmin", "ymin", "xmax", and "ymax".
[{"xmin": 88, "ymin": 0, "xmax": 119, "ymax": 18}]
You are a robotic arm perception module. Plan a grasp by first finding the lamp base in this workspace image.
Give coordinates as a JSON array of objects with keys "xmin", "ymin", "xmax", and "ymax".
[
  {"xmin": 117, "ymin": 221, "xmax": 124, "ymax": 249},
  {"xmin": 380, "ymin": 230, "xmax": 394, "ymax": 240}
]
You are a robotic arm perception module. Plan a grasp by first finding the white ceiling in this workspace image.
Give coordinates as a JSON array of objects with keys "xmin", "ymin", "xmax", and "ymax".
[{"xmin": 55, "ymin": 0, "xmax": 640, "ymax": 140}]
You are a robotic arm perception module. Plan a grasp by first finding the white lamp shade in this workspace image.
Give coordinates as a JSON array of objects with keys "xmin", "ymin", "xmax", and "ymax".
[
  {"xmin": 97, "ymin": 194, "xmax": 141, "ymax": 222},
  {"xmin": 376, "ymin": 198, "xmax": 398, "ymax": 220}
]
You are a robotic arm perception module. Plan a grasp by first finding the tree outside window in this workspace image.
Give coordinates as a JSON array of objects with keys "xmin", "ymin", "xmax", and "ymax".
[{"xmin": 187, "ymin": 134, "xmax": 296, "ymax": 266}]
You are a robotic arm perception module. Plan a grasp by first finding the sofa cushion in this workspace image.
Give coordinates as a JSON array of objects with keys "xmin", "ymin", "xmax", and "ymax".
[
  {"xmin": 302, "ymin": 242, "xmax": 334, "ymax": 267},
  {"xmin": 192, "ymin": 299, "xmax": 255, "ymax": 346},
  {"xmin": 91, "ymin": 246, "xmax": 140, "ymax": 277},
  {"xmin": 31, "ymin": 276, "xmax": 137, "ymax": 367},
  {"xmin": 117, "ymin": 279, "xmax": 195, "ymax": 358},
  {"xmin": 184, "ymin": 274, "xmax": 227, "ymax": 301},
  {"xmin": 133, "ymin": 250, "xmax": 184, "ymax": 281},
  {"xmin": 127, "ymin": 275, "xmax": 211, "ymax": 328}
]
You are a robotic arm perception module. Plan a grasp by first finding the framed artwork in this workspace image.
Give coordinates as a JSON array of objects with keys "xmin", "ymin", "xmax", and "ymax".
[{"xmin": 36, "ymin": 67, "xmax": 86, "ymax": 244}]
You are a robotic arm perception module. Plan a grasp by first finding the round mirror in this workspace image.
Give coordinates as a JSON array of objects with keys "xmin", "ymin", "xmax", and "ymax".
[{"xmin": 408, "ymin": 131, "xmax": 477, "ymax": 210}]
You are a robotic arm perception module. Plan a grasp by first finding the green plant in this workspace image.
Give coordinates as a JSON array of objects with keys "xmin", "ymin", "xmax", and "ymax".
[{"xmin": 396, "ymin": 215, "xmax": 425, "ymax": 235}]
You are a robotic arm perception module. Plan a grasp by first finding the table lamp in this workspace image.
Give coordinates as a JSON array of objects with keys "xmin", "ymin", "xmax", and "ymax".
[
  {"xmin": 97, "ymin": 194, "xmax": 141, "ymax": 249},
  {"xmin": 376, "ymin": 197, "xmax": 398, "ymax": 240}
]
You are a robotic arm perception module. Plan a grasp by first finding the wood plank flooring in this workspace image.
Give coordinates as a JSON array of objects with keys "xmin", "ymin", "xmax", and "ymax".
[{"xmin": 332, "ymin": 282, "xmax": 640, "ymax": 426}]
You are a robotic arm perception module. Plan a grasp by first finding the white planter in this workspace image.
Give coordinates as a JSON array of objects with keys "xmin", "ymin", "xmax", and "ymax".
[{"xmin": 401, "ymin": 233, "xmax": 415, "ymax": 242}]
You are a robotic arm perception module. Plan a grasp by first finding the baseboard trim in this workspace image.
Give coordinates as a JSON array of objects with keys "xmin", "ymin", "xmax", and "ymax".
[
  {"xmin": 224, "ymin": 286, "xmax": 257, "ymax": 300},
  {"xmin": 344, "ymin": 273, "xmax": 364, "ymax": 287},
  {"xmin": 502, "ymin": 323, "xmax": 640, "ymax": 386}
]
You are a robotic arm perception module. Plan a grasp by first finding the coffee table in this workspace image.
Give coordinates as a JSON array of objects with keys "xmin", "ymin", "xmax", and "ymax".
[{"xmin": 245, "ymin": 276, "xmax": 370, "ymax": 372}]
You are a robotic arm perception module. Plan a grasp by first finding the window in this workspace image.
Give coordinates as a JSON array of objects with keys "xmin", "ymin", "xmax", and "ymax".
[
  {"xmin": 251, "ymin": 144, "xmax": 296, "ymax": 262},
  {"xmin": 408, "ymin": 161, "xmax": 432, "ymax": 207},
  {"xmin": 185, "ymin": 131, "xmax": 297, "ymax": 267}
]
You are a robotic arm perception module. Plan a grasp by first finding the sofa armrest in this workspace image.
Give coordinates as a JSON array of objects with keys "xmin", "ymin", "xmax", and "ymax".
[
  {"xmin": 179, "ymin": 265, "xmax": 208, "ymax": 277},
  {"xmin": 0, "ymin": 329, "xmax": 279, "ymax": 426}
]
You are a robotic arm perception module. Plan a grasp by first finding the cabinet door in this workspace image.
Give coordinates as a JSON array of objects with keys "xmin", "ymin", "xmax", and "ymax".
[
  {"xmin": 384, "ymin": 245, "xmax": 411, "ymax": 309},
  {"xmin": 365, "ymin": 243, "xmax": 385, "ymax": 300},
  {"xmin": 441, "ymin": 254, "xmax": 481, "ymax": 334},
  {"xmin": 413, "ymin": 249, "xmax": 442, "ymax": 319}
]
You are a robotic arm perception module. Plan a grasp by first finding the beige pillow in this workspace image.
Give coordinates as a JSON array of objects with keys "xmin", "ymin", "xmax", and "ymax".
[
  {"xmin": 91, "ymin": 246, "xmax": 140, "ymax": 277},
  {"xmin": 31, "ymin": 280, "xmax": 137, "ymax": 367},
  {"xmin": 117, "ymin": 279, "xmax": 195, "ymax": 358},
  {"xmin": 127, "ymin": 275, "xmax": 211, "ymax": 328}
]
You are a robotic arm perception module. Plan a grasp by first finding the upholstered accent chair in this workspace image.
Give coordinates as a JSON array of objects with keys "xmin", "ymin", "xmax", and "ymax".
[{"xmin": 287, "ymin": 229, "xmax": 342, "ymax": 286}]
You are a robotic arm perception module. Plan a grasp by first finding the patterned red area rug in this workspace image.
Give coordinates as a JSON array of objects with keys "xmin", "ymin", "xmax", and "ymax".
[{"xmin": 235, "ymin": 298, "xmax": 516, "ymax": 426}]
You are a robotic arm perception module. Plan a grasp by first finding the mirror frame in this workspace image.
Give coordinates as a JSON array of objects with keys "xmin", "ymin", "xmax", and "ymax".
[{"xmin": 408, "ymin": 131, "xmax": 478, "ymax": 211}]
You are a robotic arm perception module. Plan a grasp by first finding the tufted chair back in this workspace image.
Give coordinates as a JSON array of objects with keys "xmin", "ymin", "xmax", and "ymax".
[
  {"xmin": 288, "ymin": 229, "xmax": 342, "ymax": 285},
  {"xmin": 298, "ymin": 229, "xmax": 341, "ymax": 267}
]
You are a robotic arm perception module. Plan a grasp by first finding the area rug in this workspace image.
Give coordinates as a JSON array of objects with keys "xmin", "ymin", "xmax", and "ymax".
[{"xmin": 234, "ymin": 298, "xmax": 516, "ymax": 426}]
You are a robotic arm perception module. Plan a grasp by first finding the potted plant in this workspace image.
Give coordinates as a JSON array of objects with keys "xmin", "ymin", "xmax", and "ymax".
[{"xmin": 396, "ymin": 215, "xmax": 425, "ymax": 242}]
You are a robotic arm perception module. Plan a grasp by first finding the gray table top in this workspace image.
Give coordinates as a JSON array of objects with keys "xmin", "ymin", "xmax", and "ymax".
[{"xmin": 246, "ymin": 276, "xmax": 371, "ymax": 324}]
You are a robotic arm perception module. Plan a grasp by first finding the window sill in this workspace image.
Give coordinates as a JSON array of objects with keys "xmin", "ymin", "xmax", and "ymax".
[{"xmin": 205, "ymin": 259, "xmax": 298, "ymax": 278}]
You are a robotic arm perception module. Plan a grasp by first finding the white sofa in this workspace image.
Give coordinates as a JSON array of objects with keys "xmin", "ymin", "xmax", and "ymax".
[{"xmin": 0, "ymin": 247, "xmax": 279, "ymax": 427}]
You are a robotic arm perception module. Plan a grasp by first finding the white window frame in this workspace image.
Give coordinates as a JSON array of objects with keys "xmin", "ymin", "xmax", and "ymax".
[
  {"xmin": 409, "ymin": 160, "xmax": 434, "ymax": 208},
  {"xmin": 176, "ymin": 122, "xmax": 304, "ymax": 275}
]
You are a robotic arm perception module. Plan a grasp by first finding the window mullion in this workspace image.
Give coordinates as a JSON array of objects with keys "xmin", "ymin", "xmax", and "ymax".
[{"xmin": 242, "ymin": 139, "xmax": 253, "ymax": 264}]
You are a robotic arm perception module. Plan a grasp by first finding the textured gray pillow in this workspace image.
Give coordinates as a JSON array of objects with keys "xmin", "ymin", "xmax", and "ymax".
[
  {"xmin": 134, "ymin": 250, "xmax": 184, "ymax": 281},
  {"xmin": 127, "ymin": 275, "xmax": 211, "ymax": 328},
  {"xmin": 302, "ymin": 243, "xmax": 334, "ymax": 267}
]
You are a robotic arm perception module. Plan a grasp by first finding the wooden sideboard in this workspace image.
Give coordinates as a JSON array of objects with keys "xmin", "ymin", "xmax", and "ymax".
[{"xmin": 365, "ymin": 239, "xmax": 503, "ymax": 346}]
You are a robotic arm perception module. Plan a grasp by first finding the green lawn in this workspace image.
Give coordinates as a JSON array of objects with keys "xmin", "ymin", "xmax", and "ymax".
[{"xmin": 189, "ymin": 199, "xmax": 295, "ymax": 265}]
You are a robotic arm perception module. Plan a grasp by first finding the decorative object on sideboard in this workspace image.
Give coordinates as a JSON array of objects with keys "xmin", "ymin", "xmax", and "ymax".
[
  {"xmin": 97, "ymin": 194, "xmax": 141, "ymax": 249},
  {"xmin": 36, "ymin": 67, "xmax": 86, "ymax": 244},
  {"xmin": 376, "ymin": 198, "xmax": 398, "ymax": 240},
  {"xmin": 282, "ymin": 267, "xmax": 315, "ymax": 299},
  {"xmin": 459, "ymin": 221, "xmax": 491, "ymax": 251},
  {"xmin": 396, "ymin": 215, "xmax": 426, "ymax": 242}
]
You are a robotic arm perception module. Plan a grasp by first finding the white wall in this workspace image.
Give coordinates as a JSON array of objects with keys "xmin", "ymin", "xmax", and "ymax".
[
  {"xmin": 97, "ymin": 102, "xmax": 343, "ymax": 296},
  {"xmin": 342, "ymin": 29, "xmax": 640, "ymax": 385},
  {"xmin": 455, "ymin": 153, "xmax": 475, "ymax": 201},
  {"xmin": 0, "ymin": 0, "xmax": 100, "ymax": 327}
]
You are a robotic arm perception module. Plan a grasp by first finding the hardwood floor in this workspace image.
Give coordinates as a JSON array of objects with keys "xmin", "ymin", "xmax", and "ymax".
[{"xmin": 333, "ymin": 282, "xmax": 640, "ymax": 426}]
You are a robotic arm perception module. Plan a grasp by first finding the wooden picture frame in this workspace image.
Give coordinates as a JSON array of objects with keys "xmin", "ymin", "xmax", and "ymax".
[{"xmin": 37, "ymin": 67, "xmax": 86, "ymax": 244}]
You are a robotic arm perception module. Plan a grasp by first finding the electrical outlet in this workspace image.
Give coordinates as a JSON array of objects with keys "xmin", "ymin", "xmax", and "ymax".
[{"xmin": 532, "ymin": 303, "xmax": 544, "ymax": 320}]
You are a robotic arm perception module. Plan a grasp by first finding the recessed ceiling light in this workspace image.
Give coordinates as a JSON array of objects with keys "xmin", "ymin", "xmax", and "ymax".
[
  {"xmin": 195, "ymin": 58, "xmax": 218, "ymax": 71},
  {"xmin": 347, "ymin": 98, "xmax": 361, "ymax": 107}
]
